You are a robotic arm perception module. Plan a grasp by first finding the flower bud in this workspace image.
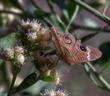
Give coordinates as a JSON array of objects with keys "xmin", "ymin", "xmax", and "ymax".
[
  {"xmin": 20, "ymin": 19, "xmax": 49, "ymax": 48},
  {"xmin": 37, "ymin": 28, "xmax": 49, "ymax": 48},
  {"xmin": 47, "ymin": 69, "xmax": 62, "ymax": 85},
  {"xmin": 15, "ymin": 54, "xmax": 25, "ymax": 65},
  {"xmin": 14, "ymin": 46, "xmax": 24, "ymax": 54},
  {"xmin": 26, "ymin": 32, "xmax": 37, "ymax": 41},
  {"xmin": 5, "ymin": 46, "xmax": 25, "ymax": 65},
  {"xmin": 34, "ymin": 51, "xmax": 55, "ymax": 73},
  {"xmin": 21, "ymin": 19, "xmax": 41, "ymax": 32},
  {"xmin": 5, "ymin": 48, "xmax": 14, "ymax": 60},
  {"xmin": 56, "ymin": 90, "xmax": 69, "ymax": 96}
]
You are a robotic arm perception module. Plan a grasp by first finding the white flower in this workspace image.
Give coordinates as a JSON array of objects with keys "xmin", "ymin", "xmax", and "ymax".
[
  {"xmin": 21, "ymin": 19, "xmax": 48, "ymax": 43},
  {"xmin": 56, "ymin": 90, "xmax": 68, "ymax": 96},
  {"xmin": 41, "ymin": 89, "xmax": 68, "ymax": 96},
  {"xmin": 15, "ymin": 46, "xmax": 24, "ymax": 54},
  {"xmin": 54, "ymin": 71, "xmax": 62, "ymax": 85},
  {"xmin": 5, "ymin": 48, "xmax": 14, "ymax": 59},
  {"xmin": 49, "ymin": 69, "xmax": 62, "ymax": 85},
  {"xmin": 16, "ymin": 54, "xmax": 25, "ymax": 65},
  {"xmin": 26, "ymin": 32, "xmax": 37, "ymax": 41},
  {"xmin": 21, "ymin": 19, "xmax": 42, "ymax": 31}
]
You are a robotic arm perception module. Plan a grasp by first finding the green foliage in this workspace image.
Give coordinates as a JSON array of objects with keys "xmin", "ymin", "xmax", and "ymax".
[
  {"xmin": 41, "ymin": 75, "xmax": 54, "ymax": 82},
  {"xmin": 100, "ymin": 42, "xmax": 110, "ymax": 64},
  {"xmin": 0, "ymin": 0, "xmax": 110, "ymax": 96},
  {"xmin": 12, "ymin": 72, "xmax": 39, "ymax": 93},
  {"xmin": 0, "ymin": 33, "xmax": 17, "ymax": 48}
]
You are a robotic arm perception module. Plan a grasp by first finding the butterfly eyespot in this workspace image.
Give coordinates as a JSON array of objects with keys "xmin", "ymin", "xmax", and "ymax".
[
  {"xmin": 80, "ymin": 45, "xmax": 87, "ymax": 52},
  {"xmin": 63, "ymin": 34, "xmax": 72, "ymax": 44}
]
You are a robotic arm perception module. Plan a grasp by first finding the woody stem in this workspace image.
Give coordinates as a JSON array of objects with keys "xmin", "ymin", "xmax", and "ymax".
[{"xmin": 84, "ymin": 62, "xmax": 110, "ymax": 91}]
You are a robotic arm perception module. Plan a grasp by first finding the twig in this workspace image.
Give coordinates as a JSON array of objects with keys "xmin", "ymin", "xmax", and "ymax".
[
  {"xmin": 0, "ymin": 10, "xmax": 22, "ymax": 16},
  {"xmin": 46, "ymin": 0, "xmax": 66, "ymax": 29},
  {"xmin": 84, "ymin": 62, "xmax": 110, "ymax": 91},
  {"xmin": 74, "ymin": 0, "xmax": 110, "ymax": 24},
  {"xmin": 47, "ymin": 0, "xmax": 56, "ymax": 14},
  {"xmin": 70, "ymin": 23, "xmax": 110, "ymax": 32},
  {"xmin": 65, "ymin": 5, "xmax": 80, "ymax": 32},
  {"xmin": 7, "ymin": 74, "xmax": 17, "ymax": 96}
]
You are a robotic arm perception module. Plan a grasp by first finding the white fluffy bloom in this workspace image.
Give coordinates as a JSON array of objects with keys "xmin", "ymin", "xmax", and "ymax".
[
  {"xmin": 5, "ymin": 48, "xmax": 14, "ymax": 59},
  {"xmin": 21, "ymin": 19, "xmax": 42, "ymax": 31},
  {"xmin": 15, "ymin": 46, "xmax": 24, "ymax": 54},
  {"xmin": 26, "ymin": 32, "xmax": 37, "ymax": 41},
  {"xmin": 54, "ymin": 71, "xmax": 62, "ymax": 85},
  {"xmin": 5, "ymin": 46, "xmax": 25, "ymax": 65},
  {"xmin": 41, "ymin": 89, "xmax": 68, "ymax": 96},
  {"xmin": 21, "ymin": 19, "xmax": 48, "ymax": 43},
  {"xmin": 16, "ymin": 54, "xmax": 25, "ymax": 65}
]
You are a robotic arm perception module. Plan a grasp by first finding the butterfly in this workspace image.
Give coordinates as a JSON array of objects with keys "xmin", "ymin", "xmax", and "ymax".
[{"xmin": 50, "ymin": 27, "xmax": 102, "ymax": 65}]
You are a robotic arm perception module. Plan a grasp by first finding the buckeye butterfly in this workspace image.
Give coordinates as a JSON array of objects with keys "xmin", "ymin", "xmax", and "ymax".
[{"xmin": 50, "ymin": 27, "xmax": 102, "ymax": 65}]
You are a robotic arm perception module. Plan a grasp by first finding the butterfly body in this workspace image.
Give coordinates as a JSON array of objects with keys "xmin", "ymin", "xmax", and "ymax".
[{"xmin": 50, "ymin": 27, "xmax": 102, "ymax": 65}]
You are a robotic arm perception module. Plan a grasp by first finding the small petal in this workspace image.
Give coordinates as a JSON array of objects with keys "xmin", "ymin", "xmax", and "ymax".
[
  {"xmin": 26, "ymin": 32, "xmax": 37, "ymax": 41},
  {"xmin": 21, "ymin": 19, "xmax": 42, "ymax": 32},
  {"xmin": 16, "ymin": 54, "xmax": 25, "ymax": 65},
  {"xmin": 49, "ymin": 69, "xmax": 62, "ymax": 85},
  {"xmin": 41, "ymin": 89, "xmax": 68, "ymax": 96},
  {"xmin": 5, "ymin": 48, "xmax": 14, "ymax": 59},
  {"xmin": 15, "ymin": 46, "xmax": 24, "ymax": 54}
]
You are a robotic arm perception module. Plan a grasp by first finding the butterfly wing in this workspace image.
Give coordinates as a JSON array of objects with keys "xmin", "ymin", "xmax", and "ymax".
[
  {"xmin": 50, "ymin": 27, "xmax": 75, "ymax": 56},
  {"xmin": 67, "ymin": 41, "xmax": 102, "ymax": 65},
  {"xmin": 55, "ymin": 39, "xmax": 102, "ymax": 65},
  {"xmin": 51, "ymin": 27, "xmax": 102, "ymax": 65}
]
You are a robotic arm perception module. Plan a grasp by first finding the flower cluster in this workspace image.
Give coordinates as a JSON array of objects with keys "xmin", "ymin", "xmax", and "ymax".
[
  {"xmin": 48, "ymin": 69, "xmax": 62, "ymax": 85},
  {"xmin": 4, "ymin": 46, "xmax": 25, "ymax": 65},
  {"xmin": 20, "ymin": 19, "xmax": 49, "ymax": 48},
  {"xmin": 0, "ymin": 19, "xmax": 69, "ymax": 95},
  {"xmin": 41, "ymin": 89, "xmax": 68, "ymax": 96},
  {"xmin": 33, "ymin": 51, "xmax": 62, "ymax": 85}
]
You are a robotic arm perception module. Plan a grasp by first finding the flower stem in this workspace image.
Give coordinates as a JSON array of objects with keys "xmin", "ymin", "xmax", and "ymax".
[
  {"xmin": 65, "ymin": 5, "xmax": 79, "ymax": 32},
  {"xmin": 7, "ymin": 74, "xmax": 17, "ymax": 96},
  {"xmin": 74, "ymin": 0, "xmax": 110, "ymax": 24},
  {"xmin": 84, "ymin": 62, "xmax": 110, "ymax": 91}
]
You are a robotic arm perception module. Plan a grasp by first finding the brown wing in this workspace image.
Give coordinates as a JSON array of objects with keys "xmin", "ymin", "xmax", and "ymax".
[
  {"xmin": 60, "ymin": 41, "xmax": 102, "ymax": 65},
  {"xmin": 51, "ymin": 27, "xmax": 102, "ymax": 65},
  {"xmin": 60, "ymin": 44, "xmax": 88, "ymax": 65}
]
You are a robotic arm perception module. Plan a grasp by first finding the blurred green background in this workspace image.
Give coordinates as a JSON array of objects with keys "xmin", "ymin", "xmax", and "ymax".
[{"xmin": 0, "ymin": 0, "xmax": 110, "ymax": 96}]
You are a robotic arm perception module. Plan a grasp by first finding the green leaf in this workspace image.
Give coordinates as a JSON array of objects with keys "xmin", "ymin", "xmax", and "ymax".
[
  {"xmin": 0, "ymin": 0, "xmax": 14, "ymax": 7},
  {"xmin": 41, "ymin": 76, "xmax": 54, "ymax": 82},
  {"xmin": 9, "ymin": 0, "xmax": 23, "ymax": 10},
  {"xmin": 67, "ymin": 0, "xmax": 77, "ymax": 18},
  {"xmin": 12, "ymin": 72, "xmax": 39, "ymax": 93},
  {"xmin": 12, "ymin": 64, "xmax": 21, "ymax": 76},
  {"xmin": 0, "ymin": 61, "xmax": 10, "ymax": 86},
  {"xmin": 0, "ymin": 33, "xmax": 17, "ymax": 48},
  {"xmin": 45, "ymin": 14, "xmax": 65, "ymax": 31},
  {"xmin": 93, "ymin": 42, "xmax": 110, "ymax": 71},
  {"xmin": 99, "ymin": 42, "xmax": 110, "ymax": 65}
]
